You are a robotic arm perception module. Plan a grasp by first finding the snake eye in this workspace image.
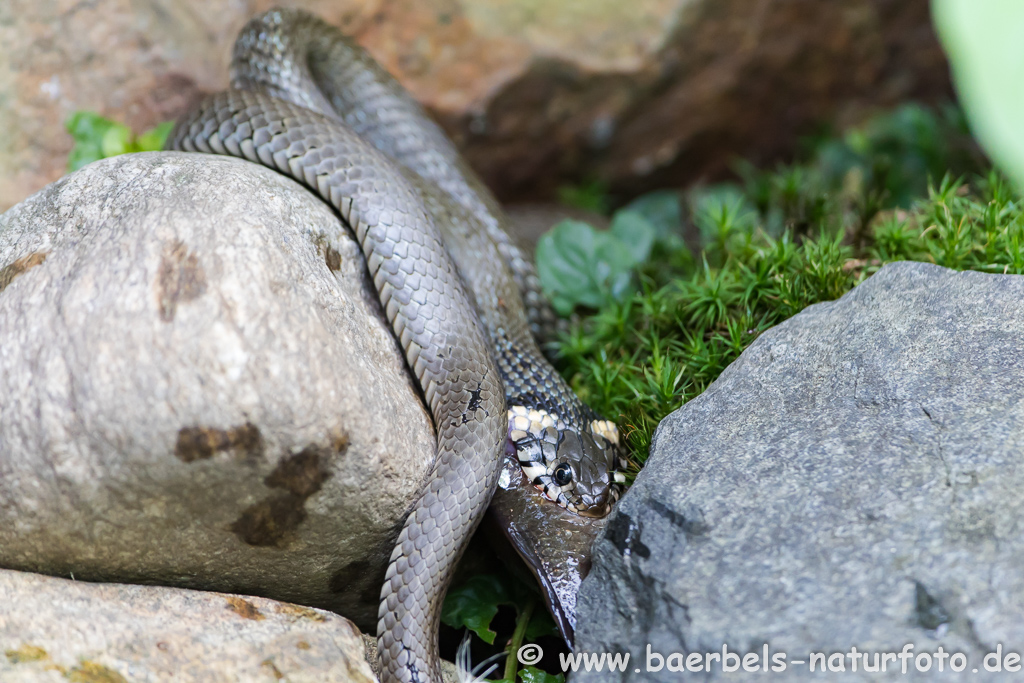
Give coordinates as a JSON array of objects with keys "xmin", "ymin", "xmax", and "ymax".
[{"xmin": 553, "ymin": 463, "xmax": 573, "ymax": 487}]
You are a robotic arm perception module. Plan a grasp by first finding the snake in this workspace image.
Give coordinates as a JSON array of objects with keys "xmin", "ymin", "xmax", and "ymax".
[{"xmin": 168, "ymin": 8, "xmax": 625, "ymax": 683}]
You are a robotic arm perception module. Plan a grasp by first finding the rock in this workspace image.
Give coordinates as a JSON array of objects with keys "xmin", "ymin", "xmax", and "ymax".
[
  {"xmin": 1, "ymin": 0, "xmax": 951, "ymax": 211},
  {"xmin": 0, "ymin": 152, "xmax": 436, "ymax": 631},
  {"xmin": 576, "ymin": 262, "xmax": 1024, "ymax": 681},
  {"xmin": 0, "ymin": 568, "xmax": 377, "ymax": 682},
  {"xmin": 0, "ymin": 0, "xmax": 373, "ymax": 214}
]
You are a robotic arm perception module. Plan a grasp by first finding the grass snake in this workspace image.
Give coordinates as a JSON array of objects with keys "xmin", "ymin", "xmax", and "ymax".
[{"xmin": 168, "ymin": 9, "xmax": 625, "ymax": 682}]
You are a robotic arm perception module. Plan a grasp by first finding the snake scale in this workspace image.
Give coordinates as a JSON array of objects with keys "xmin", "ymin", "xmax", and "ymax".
[{"xmin": 168, "ymin": 9, "xmax": 624, "ymax": 683}]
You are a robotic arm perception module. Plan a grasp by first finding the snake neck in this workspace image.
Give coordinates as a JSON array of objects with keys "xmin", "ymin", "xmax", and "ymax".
[{"xmin": 494, "ymin": 336, "xmax": 588, "ymax": 424}]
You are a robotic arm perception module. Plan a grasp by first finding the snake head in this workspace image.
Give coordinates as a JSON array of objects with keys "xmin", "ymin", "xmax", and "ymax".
[{"xmin": 508, "ymin": 406, "xmax": 627, "ymax": 518}]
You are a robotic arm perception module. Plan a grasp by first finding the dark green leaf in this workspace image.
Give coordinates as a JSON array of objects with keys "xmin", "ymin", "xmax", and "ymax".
[
  {"xmin": 441, "ymin": 574, "xmax": 512, "ymax": 645},
  {"xmin": 523, "ymin": 607, "xmax": 558, "ymax": 641}
]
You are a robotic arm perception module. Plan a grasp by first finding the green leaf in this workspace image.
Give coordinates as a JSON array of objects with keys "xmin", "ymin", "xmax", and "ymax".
[
  {"xmin": 66, "ymin": 143, "xmax": 105, "ymax": 173},
  {"xmin": 66, "ymin": 111, "xmax": 117, "ymax": 142},
  {"xmin": 441, "ymin": 575, "xmax": 511, "ymax": 644},
  {"xmin": 66, "ymin": 112, "xmax": 119, "ymax": 171},
  {"xmin": 518, "ymin": 666, "xmax": 565, "ymax": 683},
  {"xmin": 933, "ymin": 0, "xmax": 1024, "ymax": 189},
  {"xmin": 536, "ymin": 219, "xmax": 637, "ymax": 314},
  {"xmin": 523, "ymin": 607, "xmax": 558, "ymax": 642},
  {"xmin": 100, "ymin": 123, "xmax": 133, "ymax": 157},
  {"xmin": 65, "ymin": 111, "xmax": 173, "ymax": 171},
  {"xmin": 609, "ymin": 210, "xmax": 656, "ymax": 265},
  {"xmin": 137, "ymin": 121, "xmax": 175, "ymax": 152},
  {"xmin": 536, "ymin": 220, "xmax": 605, "ymax": 314},
  {"xmin": 623, "ymin": 190, "xmax": 682, "ymax": 237}
]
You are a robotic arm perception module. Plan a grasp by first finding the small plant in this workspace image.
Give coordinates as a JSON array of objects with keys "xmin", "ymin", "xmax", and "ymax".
[
  {"xmin": 66, "ymin": 112, "xmax": 173, "ymax": 171},
  {"xmin": 535, "ymin": 211, "xmax": 655, "ymax": 315},
  {"xmin": 536, "ymin": 104, "xmax": 1003, "ymax": 473},
  {"xmin": 441, "ymin": 570, "xmax": 562, "ymax": 682}
]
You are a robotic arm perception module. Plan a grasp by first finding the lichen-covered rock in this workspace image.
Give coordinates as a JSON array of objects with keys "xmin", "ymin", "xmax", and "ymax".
[
  {"xmin": 0, "ymin": 0, "xmax": 950, "ymax": 211},
  {"xmin": 0, "ymin": 152, "xmax": 435, "ymax": 630},
  {"xmin": 0, "ymin": 568, "xmax": 376, "ymax": 682},
  {"xmin": 576, "ymin": 262, "xmax": 1024, "ymax": 681}
]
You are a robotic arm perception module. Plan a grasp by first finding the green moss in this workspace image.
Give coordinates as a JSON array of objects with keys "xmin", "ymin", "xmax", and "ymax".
[{"xmin": 540, "ymin": 104, "xmax": 1012, "ymax": 472}]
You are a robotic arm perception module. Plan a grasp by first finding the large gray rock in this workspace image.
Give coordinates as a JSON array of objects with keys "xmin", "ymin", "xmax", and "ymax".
[
  {"xmin": 0, "ymin": 568, "xmax": 376, "ymax": 682},
  {"xmin": 0, "ymin": 152, "xmax": 435, "ymax": 629},
  {"xmin": 576, "ymin": 262, "xmax": 1024, "ymax": 681}
]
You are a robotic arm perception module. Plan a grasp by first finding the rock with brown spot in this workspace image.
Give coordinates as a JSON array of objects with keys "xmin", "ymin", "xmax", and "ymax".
[
  {"xmin": 0, "ymin": 568, "xmax": 376, "ymax": 683},
  {"xmin": 0, "ymin": 152, "xmax": 436, "ymax": 630},
  {"xmin": 174, "ymin": 423, "xmax": 264, "ymax": 462},
  {"xmin": 0, "ymin": 252, "xmax": 47, "ymax": 293},
  {"xmin": 225, "ymin": 596, "xmax": 266, "ymax": 621},
  {"xmin": 157, "ymin": 240, "xmax": 208, "ymax": 322},
  {"xmin": 1, "ymin": 0, "xmax": 951, "ymax": 211}
]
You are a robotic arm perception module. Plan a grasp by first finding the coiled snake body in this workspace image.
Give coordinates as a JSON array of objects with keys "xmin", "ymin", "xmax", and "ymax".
[{"xmin": 169, "ymin": 9, "xmax": 624, "ymax": 683}]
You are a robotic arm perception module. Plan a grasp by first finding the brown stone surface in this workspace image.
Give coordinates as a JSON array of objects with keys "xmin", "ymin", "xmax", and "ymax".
[
  {"xmin": 0, "ymin": 0, "xmax": 952, "ymax": 212},
  {"xmin": 0, "ymin": 569, "xmax": 377, "ymax": 682}
]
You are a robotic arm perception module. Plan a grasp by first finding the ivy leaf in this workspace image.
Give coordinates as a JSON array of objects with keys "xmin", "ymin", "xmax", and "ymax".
[{"xmin": 441, "ymin": 575, "xmax": 511, "ymax": 644}]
